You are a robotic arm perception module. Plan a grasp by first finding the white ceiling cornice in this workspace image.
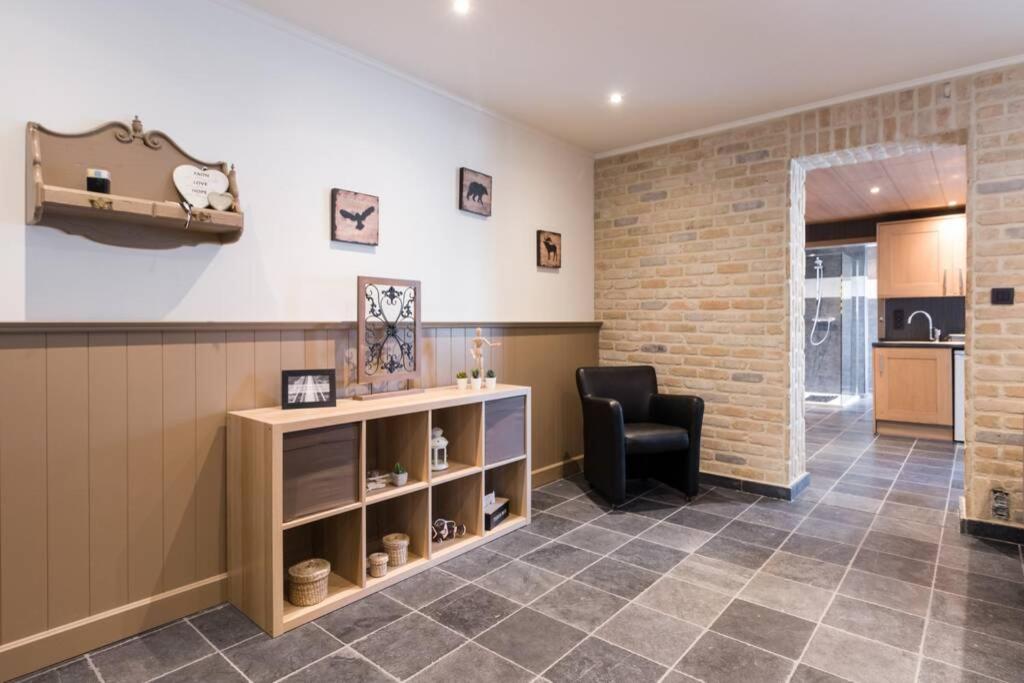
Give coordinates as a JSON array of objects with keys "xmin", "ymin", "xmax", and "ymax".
[{"xmin": 595, "ymin": 54, "xmax": 1024, "ymax": 159}]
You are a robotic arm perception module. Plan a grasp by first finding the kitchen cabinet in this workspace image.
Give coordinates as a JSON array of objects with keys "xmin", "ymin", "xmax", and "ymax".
[
  {"xmin": 873, "ymin": 346, "xmax": 953, "ymax": 427},
  {"xmin": 877, "ymin": 214, "xmax": 966, "ymax": 298}
]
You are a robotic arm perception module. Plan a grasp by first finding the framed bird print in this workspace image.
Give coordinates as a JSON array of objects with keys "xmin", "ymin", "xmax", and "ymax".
[
  {"xmin": 537, "ymin": 230, "xmax": 562, "ymax": 268},
  {"xmin": 459, "ymin": 168, "xmax": 492, "ymax": 217},
  {"xmin": 331, "ymin": 188, "xmax": 379, "ymax": 245},
  {"xmin": 356, "ymin": 276, "xmax": 422, "ymax": 385}
]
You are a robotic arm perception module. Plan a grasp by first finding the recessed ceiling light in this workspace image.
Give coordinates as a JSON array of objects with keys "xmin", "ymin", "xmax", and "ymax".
[
  {"xmin": 608, "ymin": 92, "xmax": 624, "ymax": 105},
  {"xmin": 453, "ymin": 0, "xmax": 470, "ymax": 15},
  {"xmin": 869, "ymin": 186, "xmax": 881, "ymax": 194},
  {"xmin": 948, "ymin": 200, "xmax": 957, "ymax": 207}
]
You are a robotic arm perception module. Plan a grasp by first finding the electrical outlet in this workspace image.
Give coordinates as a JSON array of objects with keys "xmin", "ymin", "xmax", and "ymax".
[
  {"xmin": 893, "ymin": 309, "xmax": 905, "ymax": 330},
  {"xmin": 991, "ymin": 288, "xmax": 1015, "ymax": 305},
  {"xmin": 992, "ymin": 489, "xmax": 1010, "ymax": 520}
]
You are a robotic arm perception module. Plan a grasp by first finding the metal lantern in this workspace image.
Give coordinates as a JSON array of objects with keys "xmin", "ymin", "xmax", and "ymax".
[{"xmin": 430, "ymin": 427, "xmax": 449, "ymax": 471}]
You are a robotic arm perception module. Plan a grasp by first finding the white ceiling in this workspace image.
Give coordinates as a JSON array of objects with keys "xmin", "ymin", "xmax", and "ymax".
[
  {"xmin": 239, "ymin": 0, "xmax": 1024, "ymax": 154},
  {"xmin": 806, "ymin": 148, "xmax": 966, "ymax": 223}
]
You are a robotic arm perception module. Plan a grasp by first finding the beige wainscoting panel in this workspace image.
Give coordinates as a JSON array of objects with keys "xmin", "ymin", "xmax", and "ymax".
[
  {"xmin": 45, "ymin": 334, "xmax": 90, "ymax": 628},
  {"xmin": 126, "ymin": 333, "xmax": 165, "ymax": 602},
  {"xmin": 162, "ymin": 332, "xmax": 198, "ymax": 592},
  {"xmin": 0, "ymin": 321, "xmax": 597, "ymax": 677},
  {"xmin": 88, "ymin": 333, "xmax": 129, "ymax": 615}
]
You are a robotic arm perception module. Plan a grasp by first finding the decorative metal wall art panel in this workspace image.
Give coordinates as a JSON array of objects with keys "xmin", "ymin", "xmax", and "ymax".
[{"xmin": 357, "ymin": 276, "xmax": 423, "ymax": 384}]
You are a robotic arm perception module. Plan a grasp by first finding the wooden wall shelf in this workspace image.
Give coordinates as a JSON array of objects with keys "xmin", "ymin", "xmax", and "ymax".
[
  {"xmin": 227, "ymin": 385, "xmax": 532, "ymax": 636},
  {"xmin": 26, "ymin": 117, "xmax": 244, "ymax": 247}
]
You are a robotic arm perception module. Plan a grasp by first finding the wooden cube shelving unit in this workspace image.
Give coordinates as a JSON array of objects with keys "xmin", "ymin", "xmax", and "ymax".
[{"xmin": 227, "ymin": 384, "xmax": 531, "ymax": 636}]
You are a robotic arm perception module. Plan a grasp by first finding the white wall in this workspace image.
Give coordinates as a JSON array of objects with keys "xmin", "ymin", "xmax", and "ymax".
[{"xmin": 0, "ymin": 0, "xmax": 594, "ymax": 322}]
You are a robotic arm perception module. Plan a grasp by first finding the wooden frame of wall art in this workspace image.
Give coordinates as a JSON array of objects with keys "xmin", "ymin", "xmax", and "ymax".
[
  {"xmin": 537, "ymin": 229, "xmax": 562, "ymax": 268},
  {"xmin": 459, "ymin": 167, "xmax": 492, "ymax": 217},
  {"xmin": 331, "ymin": 188, "xmax": 379, "ymax": 245}
]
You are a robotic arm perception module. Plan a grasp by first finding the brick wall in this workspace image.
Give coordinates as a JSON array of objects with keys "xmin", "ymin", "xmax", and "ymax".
[{"xmin": 594, "ymin": 64, "xmax": 1024, "ymax": 526}]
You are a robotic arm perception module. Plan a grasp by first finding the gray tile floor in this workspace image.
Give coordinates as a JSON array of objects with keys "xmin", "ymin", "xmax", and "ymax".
[{"xmin": 18, "ymin": 399, "xmax": 1024, "ymax": 682}]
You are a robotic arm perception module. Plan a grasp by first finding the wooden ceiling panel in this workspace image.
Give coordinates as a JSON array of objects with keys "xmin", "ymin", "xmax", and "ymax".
[
  {"xmin": 805, "ymin": 148, "xmax": 966, "ymax": 223},
  {"xmin": 933, "ymin": 147, "xmax": 968, "ymax": 206}
]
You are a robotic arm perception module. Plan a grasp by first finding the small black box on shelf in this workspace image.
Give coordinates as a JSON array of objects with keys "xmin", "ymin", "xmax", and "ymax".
[{"xmin": 484, "ymin": 497, "xmax": 509, "ymax": 531}]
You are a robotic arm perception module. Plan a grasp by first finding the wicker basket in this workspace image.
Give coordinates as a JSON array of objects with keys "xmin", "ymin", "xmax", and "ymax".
[
  {"xmin": 368, "ymin": 552, "xmax": 389, "ymax": 578},
  {"xmin": 287, "ymin": 558, "xmax": 331, "ymax": 607},
  {"xmin": 382, "ymin": 533, "xmax": 410, "ymax": 567}
]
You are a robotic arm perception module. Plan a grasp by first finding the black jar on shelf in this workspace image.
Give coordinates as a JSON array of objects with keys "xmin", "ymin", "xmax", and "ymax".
[{"xmin": 86, "ymin": 168, "xmax": 110, "ymax": 194}]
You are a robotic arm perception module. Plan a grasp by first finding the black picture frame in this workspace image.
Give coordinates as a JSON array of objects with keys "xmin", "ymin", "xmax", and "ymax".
[
  {"xmin": 459, "ymin": 167, "xmax": 492, "ymax": 217},
  {"xmin": 281, "ymin": 369, "xmax": 337, "ymax": 410}
]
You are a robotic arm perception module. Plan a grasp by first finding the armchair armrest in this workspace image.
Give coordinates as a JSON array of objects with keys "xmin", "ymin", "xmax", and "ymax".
[
  {"xmin": 580, "ymin": 395, "xmax": 627, "ymax": 503},
  {"xmin": 651, "ymin": 393, "xmax": 704, "ymax": 452},
  {"xmin": 650, "ymin": 393, "xmax": 704, "ymax": 497},
  {"xmin": 650, "ymin": 394, "xmax": 704, "ymax": 433}
]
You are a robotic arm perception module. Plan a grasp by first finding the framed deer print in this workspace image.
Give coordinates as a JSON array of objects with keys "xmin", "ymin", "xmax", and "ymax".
[
  {"xmin": 459, "ymin": 168, "xmax": 492, "ymax": 217},
  {"xmin": 331, "ymin": 188, "xmax": 379, "ymax": 245},
  {"xmin": 357, "ymin": 276, "xmax": 422, "ymax": 385},
  {"xmin": 537, "ymin": 230, "xmax": 562, "ymax": 269}
]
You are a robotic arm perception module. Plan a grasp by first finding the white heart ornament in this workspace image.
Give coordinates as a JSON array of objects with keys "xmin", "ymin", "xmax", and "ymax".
[
  {"xmin": 208, "ymin": 191, "xmax": 234, "ymax": 211},
  {"xmin": 173, "ymin": 165, "xmax": 229, "ymax": 208}
]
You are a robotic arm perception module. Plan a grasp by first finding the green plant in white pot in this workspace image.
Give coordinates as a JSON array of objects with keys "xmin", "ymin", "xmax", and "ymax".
[
  {"xmin": 470, "ymin": 367, "xmax": 482, "ymax": 390},
  {"xmin": 485, "ymin": 368, "xmax": 497, "ymax": 389},
  {"xmin": 455, "ymin": 370, "xmax": 468, "ymax": 390},
  {"xmin": 391, "ymin": 462, "xmax": 408, "ymax": 486}
]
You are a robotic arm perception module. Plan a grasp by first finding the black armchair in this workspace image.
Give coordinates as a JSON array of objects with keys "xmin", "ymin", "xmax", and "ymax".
[{"xmin": 576, "ymin": 365, "xmax": 704, "ymax": 505}]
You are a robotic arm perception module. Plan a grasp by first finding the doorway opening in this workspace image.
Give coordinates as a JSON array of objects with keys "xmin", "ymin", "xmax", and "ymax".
[{"xmin": 788, "ymin": 141, "xmax": 968, "ymax": 473}]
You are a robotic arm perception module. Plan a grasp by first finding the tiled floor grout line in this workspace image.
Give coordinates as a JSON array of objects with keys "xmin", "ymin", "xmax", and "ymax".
[
  {"xmin": 907, "ymin": 441, "xmax": 1021, "ymax": 683},
  {"xmin": 84, "ymin": 654, "xmax": 106, "ymax": 683},
  {"xmin": 145, "ymin": 653, "xmax": 220, "ymax": 682},
  {"xmin": 530, "ymin": 491, "xmax": 769, "ymax": 681},
  {"xmin": 464, "ymin": 495, "xmax": 697, "ymax": 676},
  {"xmin": 179, "ymin": 617, "xmax": 254, "ymax": 683},
  {"xmin": 275, "ymin": 620, "xmax": 402, "ymax": 683},
  {"xmin": 784, "ymin": 432, "xmax": 921, "ymax": 681},
  {"xmin": 431, "ymin": 479, "xmax": 756, "ymax": 677}
]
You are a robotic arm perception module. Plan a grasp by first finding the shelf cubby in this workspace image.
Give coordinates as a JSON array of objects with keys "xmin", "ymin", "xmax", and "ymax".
[
  {"xmin": 431, "ymin": 474, "xmax": 483, "ymax": 559},
  {"xmin": 364, "ymin": 411, "xmax": 429, "ymax": 503},
  {"xmin": 281, "ymin": 507, "xmax": 363, "ymax": 624},
  {"xmin": 484, "ymin": 395, "xmax": 527, "ymax": 466},
  {"xmin": 282, "ymin": 423, "xmax": 360, "ymax": 525},
  {"xmin": 484, "ymin": 458, "xmax": 528, "ymax": 536},
  {"xmin": 430, "ymin": 402, "xmax": 483, "ymax": 483},
  {"xmin": 364, "ymin": 487, "xmax": 430, "ymax": 587}
]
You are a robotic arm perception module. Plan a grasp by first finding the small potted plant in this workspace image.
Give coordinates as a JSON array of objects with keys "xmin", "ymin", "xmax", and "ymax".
[
  {"xmin": 456, "ymin": 370, "xmax": 468, "ymax": 390},
  {"xmin": 485, "ymin": 369, "xmax": 497, "ymax": 389},
  {"xmin": 391, "ymin": 462, "xmax": 408, "ymax": 486},
  {"xmin": 470, "ymin": 367, "xmax": 482, "ymax": 390}
]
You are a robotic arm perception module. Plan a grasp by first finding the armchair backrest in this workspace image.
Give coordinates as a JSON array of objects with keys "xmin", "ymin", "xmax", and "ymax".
[{"xmin": 575, "ymin": 365, "xmax": 658, "ymax": 423}]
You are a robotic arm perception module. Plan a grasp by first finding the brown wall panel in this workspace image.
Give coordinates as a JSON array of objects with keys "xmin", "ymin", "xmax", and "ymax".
[
  {"xmin": 45, "ymin": 334, "xmax": 90, "ymax": 627},
  {"xmin": 126, "ymin": 333, "xmax": 164, "ymax": 602},
  {"xmin": 162, "ymin": 332, "xmax": 197, "ymax": 591},
  {"xmin": 0, "ymin": 335, "xmax": 48, "ymax": 643},
  {"xmin": 88, "ymin": 333, "xmax": 129, "ymax": 614},
  {"xmin": 195, "ymin": 332, "xmax": 227, "ymax": 578}
]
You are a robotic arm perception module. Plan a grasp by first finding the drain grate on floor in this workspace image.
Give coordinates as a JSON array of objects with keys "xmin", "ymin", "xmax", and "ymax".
[{"xmin": 806, "ymin": 394, "xmax": 839, "ymax": 403}]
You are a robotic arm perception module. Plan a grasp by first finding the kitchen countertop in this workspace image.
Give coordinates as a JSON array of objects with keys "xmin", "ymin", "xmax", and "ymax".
[{"xmin": 873, "ymin": 340, "xmax": 965, "ymax": 349}]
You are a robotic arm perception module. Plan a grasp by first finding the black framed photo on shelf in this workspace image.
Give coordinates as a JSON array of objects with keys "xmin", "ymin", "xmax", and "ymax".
[{"xmin": 281, "ymin": 369, "xmax": 337, "ymax": 409}]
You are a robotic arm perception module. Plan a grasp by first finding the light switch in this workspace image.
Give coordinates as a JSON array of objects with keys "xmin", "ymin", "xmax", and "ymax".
[{"xmin": 991, "ymin": 288, "xmax": 1015, "ymax": 305}]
